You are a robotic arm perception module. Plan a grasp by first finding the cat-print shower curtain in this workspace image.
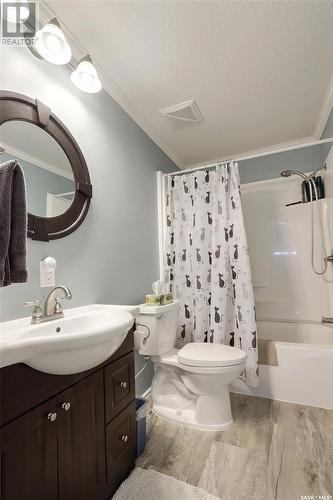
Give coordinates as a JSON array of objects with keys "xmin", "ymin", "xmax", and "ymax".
[{"xmin": 164, "ymin": 161, "xmax": 258, "ymax": 387}]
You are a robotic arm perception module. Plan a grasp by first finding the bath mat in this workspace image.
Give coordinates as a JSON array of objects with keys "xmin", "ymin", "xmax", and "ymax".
[
  {"xmin": 112, "ymin": 467, "xmax": 221, "ymax": 500},
  {"xmin": 258, "ymin": 339, "xmax": 278, "ymax": 366}
]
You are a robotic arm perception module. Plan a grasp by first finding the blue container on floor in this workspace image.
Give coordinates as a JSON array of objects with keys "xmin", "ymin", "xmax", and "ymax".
[{"xmin": 135, "ymin": 398, "xmax": 149, "ymax": 457}]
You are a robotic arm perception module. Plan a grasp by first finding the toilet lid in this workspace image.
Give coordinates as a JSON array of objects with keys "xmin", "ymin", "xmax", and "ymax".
[{"xmin": 177, "ymin": 343, "xmax": 247, "ymax": 367}]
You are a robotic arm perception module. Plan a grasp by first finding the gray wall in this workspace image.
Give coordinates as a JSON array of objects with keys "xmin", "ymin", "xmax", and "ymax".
[
  {"xmin": 0, "ymin": 46, "xmax": 177, "ymax": 396},
  {"xmin": 239, "ymin": 142, "xmax": 332, "ymax": 184},
  {"xmin": 1, "ymin": 153, "xmax": 74, "ymax": 216},
  {"xmin": 321, "ymin": 107, "xmax": 333, "ymax": 139}
]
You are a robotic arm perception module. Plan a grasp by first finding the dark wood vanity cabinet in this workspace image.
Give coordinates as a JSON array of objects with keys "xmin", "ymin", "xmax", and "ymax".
[{"xmin": 0, "ymin": 332, "xmax": 136, "ymax": 500}]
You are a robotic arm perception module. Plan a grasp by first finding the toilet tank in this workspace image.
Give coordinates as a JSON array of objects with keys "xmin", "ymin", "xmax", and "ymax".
[{"xmin": 135, "ymin": 301, "xmax": 179, "ymax": 356}]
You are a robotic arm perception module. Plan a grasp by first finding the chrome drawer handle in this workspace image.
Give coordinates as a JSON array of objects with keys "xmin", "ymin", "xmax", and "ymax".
[
  {"xmin": 120, "ymin": 381, "xmax": 127, "ymax": 389},
  {"xmin": 47, "ymin": 412, "xmax": 57, "ymax": 422},
  {"xmin": 121, "ymin": 434, "xmax": 128, "ymax": 443},
  {"xmin": 61, "ymin": 402, "xmax": 71, "ymax": 411}
]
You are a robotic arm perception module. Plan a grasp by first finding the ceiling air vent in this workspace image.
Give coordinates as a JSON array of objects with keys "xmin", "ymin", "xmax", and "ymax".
[{"xmin": 159, "ymin": 100, "xmax": 203, "ymax": 122}]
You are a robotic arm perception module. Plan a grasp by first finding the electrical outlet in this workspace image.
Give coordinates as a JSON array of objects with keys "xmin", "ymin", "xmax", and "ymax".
[{"xmin": 40, "ymin": 257, "xmax": 56, "ymax": 288}]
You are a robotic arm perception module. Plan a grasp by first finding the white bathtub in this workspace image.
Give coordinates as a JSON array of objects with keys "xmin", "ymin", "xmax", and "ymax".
[{"xmin": 231, "ymin": 320, "xmax": 333, "ymax": 409}]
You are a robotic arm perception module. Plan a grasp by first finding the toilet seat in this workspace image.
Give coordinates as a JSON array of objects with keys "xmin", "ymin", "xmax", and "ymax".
[
  {"xmin": 178, "ymin": 342, "xmax": 246, "ymax": 367},
  {"xmin": 151, "ymin": 346, "xmax": 246, "ymax": 375}
]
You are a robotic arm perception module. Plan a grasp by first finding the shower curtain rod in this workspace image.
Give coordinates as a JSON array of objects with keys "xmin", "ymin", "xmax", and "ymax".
[{"xmin": 164, "ymin": 137, "xmax": 333, "ymax": 177}]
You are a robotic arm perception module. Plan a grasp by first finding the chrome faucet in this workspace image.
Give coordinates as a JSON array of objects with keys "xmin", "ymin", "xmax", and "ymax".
[
  {"xmin": 44, "ymin": 285, "xmax": 72, "ymax": 317},
  {"xmin": 24, "ymin": 285, "xmax": 72, "ymax": 324},
  {"xmin": 321, "ymin": 317, "xmax": 333, "ymax": 324}
]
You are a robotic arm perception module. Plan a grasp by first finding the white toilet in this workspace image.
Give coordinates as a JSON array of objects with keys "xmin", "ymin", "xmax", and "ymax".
[{"xmin": 135, "ymin": 301, "xmax": 246, "ymax": 431}]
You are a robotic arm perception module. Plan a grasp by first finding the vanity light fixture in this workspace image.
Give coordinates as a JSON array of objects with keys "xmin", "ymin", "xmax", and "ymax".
[
  {"xmin": 34, "ymin": 18, "xmax": 72, "ymax": 65},
  {"xmin": 70, "ymin": 55, "xmax": 102, "ymax": 93}
]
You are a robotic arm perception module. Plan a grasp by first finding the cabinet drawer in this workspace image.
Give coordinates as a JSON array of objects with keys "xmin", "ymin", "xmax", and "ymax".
[
  {"xmin": 106, "ymin": 401, "xmax": 135, "ymax": 497},
  {"xmin": 105, "ymin": 352, "xmax": 134, "ymax": 422}
]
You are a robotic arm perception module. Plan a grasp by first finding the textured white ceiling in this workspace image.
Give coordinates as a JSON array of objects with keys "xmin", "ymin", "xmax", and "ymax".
[{"xmin": 46, "ymin": 1, "xmax": 333, "ymax": 167}]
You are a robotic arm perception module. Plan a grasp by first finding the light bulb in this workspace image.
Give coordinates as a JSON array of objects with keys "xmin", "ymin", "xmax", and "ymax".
[
  {"xmin": 45, "ymin": 33, "xmax": 62, "ymax": 54},
  {"xmin": 34, "ymin": 18, "xmax": 71, "ymax": 65},
  {"xmin": 71, "ymin": 56, "xmax": 102, "ymax": 93},
  {"xmin": 79, "ymin": 71, "xmax": 94, "ymax": 87}
]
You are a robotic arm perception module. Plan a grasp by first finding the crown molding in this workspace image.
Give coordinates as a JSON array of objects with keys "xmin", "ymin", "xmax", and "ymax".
[
  {"xmin": 39, "ymin": 1, "xmax": 183, "ymax": 169},
  {"xmin": 184, "ymin": 135, "xmax": 316, "ymax": 170},
  {"xmin": 313, "ymin": 69, "xmax": 333, "ymax": 139},
  {"xmin": 1, "ymin": 142, "xmax": 74, "ymax": 180}
]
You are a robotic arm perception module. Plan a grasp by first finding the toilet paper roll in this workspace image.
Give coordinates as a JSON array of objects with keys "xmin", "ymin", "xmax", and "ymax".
[{"xmin": 134, "ymin": 326, "xmax": 150, "ymax": 351}]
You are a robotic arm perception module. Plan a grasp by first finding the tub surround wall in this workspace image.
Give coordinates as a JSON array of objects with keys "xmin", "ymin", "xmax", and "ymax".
[
  {"xmin": 0, "ymin": 46, "xmax": 177, "ymax": 396},
  {"xmin": 234, "ymin": 150, "xmax": 333, "ymax": 408},
  {"xmin": 241, "ymin": 165, "xmax": 333, "ymax": 322}
]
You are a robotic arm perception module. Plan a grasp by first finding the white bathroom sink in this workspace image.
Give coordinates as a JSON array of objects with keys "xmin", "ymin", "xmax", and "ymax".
[{"xmin": 0, "ymin": 304, "xmax": 139, "ymax": 375}]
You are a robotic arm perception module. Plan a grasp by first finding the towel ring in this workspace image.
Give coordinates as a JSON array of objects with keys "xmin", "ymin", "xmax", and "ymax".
[{"xmin": 0, "ymin": 90, "xmax": 92, "ymax": 241}]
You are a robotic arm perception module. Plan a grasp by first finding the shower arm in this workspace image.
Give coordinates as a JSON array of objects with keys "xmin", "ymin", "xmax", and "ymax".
[{"xmin": 307, "ymin": 163, "xmax": 327, "ymax": 181}]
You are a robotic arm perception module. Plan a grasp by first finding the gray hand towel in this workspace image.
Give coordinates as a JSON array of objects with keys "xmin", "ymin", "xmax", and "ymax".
[{"xmin": 0, "ymin": 160, "xmax": 28, "ymax": 287}]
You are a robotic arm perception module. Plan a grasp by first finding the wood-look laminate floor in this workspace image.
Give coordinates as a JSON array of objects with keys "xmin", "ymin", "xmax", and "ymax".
[{"xmin": 136, "ymin": 393, "xmax": 333, "ymax": 500}]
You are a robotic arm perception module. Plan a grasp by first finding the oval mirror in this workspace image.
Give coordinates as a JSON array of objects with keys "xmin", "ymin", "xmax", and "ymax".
[{"xmin": 1, "ymin": 121, "xmax": 75, "ymax": 218}]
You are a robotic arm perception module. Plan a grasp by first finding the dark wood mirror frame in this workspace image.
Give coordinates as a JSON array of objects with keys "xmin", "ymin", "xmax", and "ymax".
[{"xmin": 0, "ymin": 91, "xmax": 92, "ymax": 241}]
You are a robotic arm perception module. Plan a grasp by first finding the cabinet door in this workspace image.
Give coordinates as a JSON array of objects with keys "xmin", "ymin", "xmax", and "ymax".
[
  {"xmin": 0, "ymin": 398, "xmax": 58, "ymax": 500},
  {"xmin": 105, "ymin": 401, "xmax": 136, "ymax": 497},
  {"xmin": 57, "ymin": 371, "xmax": 105, "ymax": 500}
]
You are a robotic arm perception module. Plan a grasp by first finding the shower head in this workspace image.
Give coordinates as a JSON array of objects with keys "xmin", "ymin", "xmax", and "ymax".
[
  {"xmin": 280, "ymin": 164, "xmax": 327, "ymax": 182},
  {"xmin": 280, "ymin": 169, "xmax": 309, "ymax": 181}
]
